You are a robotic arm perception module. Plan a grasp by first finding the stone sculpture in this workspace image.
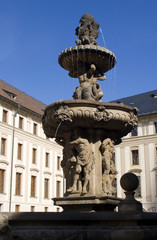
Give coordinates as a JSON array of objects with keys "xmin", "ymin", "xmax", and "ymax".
[
  {"xmin": 67, "ymin": 135, "xmax": 94, "ymax": 194},
  {"xmin": 42, "ymin": 14, "xmax": 138, "ymax": 211},
  {"xmin": 100, "ymin": 138, "xmax": 117, "ymax": 196},
  {"xmin": 75, "ymin": 13, "xmax": 99, "ymax": 46},
  {"xmin": 73, "ymin": 64, "xmax": 106, "ymax": 102}
]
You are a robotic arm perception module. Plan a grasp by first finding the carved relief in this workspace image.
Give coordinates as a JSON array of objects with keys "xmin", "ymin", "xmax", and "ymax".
[
  {"xmin": 54, "ymin": 105, "xmax": 72, "ymax": 122},
  {"xmin": 66, "ymin": 135, "xmax": 94, "ymax": 194},
  {"xmin": 93, "ymin": 106, "xmax": 110, "ymax": 121},
  {"xmin": 100, "ymin": 138, "xmax": 117, "ymax": 196}
]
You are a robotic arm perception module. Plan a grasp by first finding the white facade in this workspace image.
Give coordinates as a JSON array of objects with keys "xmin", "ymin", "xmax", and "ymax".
[
  {"xmin": 115, "ymin": 113, "xmax": 157, "ymax": 212},
  {"xmin": 0, "ymin": 99, "xmax": 63, "ymax": 212}
]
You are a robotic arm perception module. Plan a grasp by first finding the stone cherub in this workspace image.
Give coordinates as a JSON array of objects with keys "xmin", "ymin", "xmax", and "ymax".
[
  {"xmin": 75, "ymin": 13, "xmax": 99, "ymax": 45},
  {"xmin": 100, "ymin": 138, "xmax": 117, "ymax": 196},
  {"xmin": 67, "ymin": 132, "xmax": 94, "ymax": 194},
  {"xmin": 73, "ymin": 64, "xmax": 106, "ymax": 102}
]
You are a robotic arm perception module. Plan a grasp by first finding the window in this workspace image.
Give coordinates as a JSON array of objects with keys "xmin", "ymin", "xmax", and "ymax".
[
  {"xmin": 15, "ymin": 205, "xmax": 20, "ymax": 212},
  {"xmin": 2, "ymin": 110, "xmax": 7, "ymax": 123},
  {"xmin": 44, "ymin": 207, "xmax": 48, "ymax": 212},
  {"xmin": 32, "ymin": 148, "xmax": 37, "ymax": 164},
  {"xmin": 31, "ymin": 176, "xmax": 36, "ymax": 197},
  {"xmin": 131, "ymin": 126, "xmax": 138, "ymax": 136},
  {"xmin": 31, "ymin": 206, "xmax": 35, "ymax": 212},
  {"xmin": 132, "ymin": 150, "xmax": 139, "ymax": 165},
  {"xmin": 155, "ymin": 122, "xmax": 157, "ymax": 134},
  {"xmin": 15, "ymin": 173, "xmax": 21, "ymax": 195},
  {"xmin": 44, "ymin": 178, "xmax": 49, "ymax": 199},
  {"xmin": 17, "ymin": 143, "xmax": 22, "ymax": 160},
  {"xmin": 0, "ymin": 169, "xmax": 5, "ymax": 193},
  {"xmin": 19, "ymin": 117, "xmax": 23, "ymax": 129},
  {"xmin": 33, "ymin": 123, "xmax": 37, "ymax": 135},
  {"xmin": 3, "ymin": 89, "xmax": 16, "ymax": 99},
  {"xmin": 1, "ymin": 138, "xmax": 6, "ymax": 155},
  {"xmin": 45, "ymin": 152, "xmax": 49, "ymax": 167},
  {"xmin": 57, "ymin": 156, "xmax": 61, "ymax": 170},
  {"xmin": 135, "ymin": 176, "xmax": 141, "ymax": 198},
  {"xmin": 56, "ymin": 181, "xmax": 61, "ymax": 198}
]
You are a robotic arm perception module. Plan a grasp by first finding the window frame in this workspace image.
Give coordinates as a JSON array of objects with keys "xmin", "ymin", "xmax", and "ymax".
[
  {"xmin": 17, "ymin": 143, "xmax": 22, "ymax": 160},
  {"xmin": 44, "ymin": 178, "xmax": 49, "ymax": 199},
  {"xmin": 19, "ymin": 117, "xmax": 23, "ymax": 129},
  {"xmin": 15, "ymin": 172, "xmax": 22, "ymax": 195},
  {"xmin": 0, "ymin": 169, "xmax": 5, "ymax": 193},
  {"xmin": 45, "ymin": 152, "xmax": 49, "ymax": 167},
  {"xmin": 1, "ymin": 138, "xmax": 6, "ymax": 156},
  {"xmin": 32, "ymin": 148, "xmax": 37, "ymax": 164},
  {"xmin": 131, "ymin": 149, "xmax": 139, "ymax": 165},
  {"xmin": 2, "ymin": 110, "xmax": 8, "ymax": 123},
  {"xmin": 31, "ymin": 175, "xmax": 36, "ymax": 197}
]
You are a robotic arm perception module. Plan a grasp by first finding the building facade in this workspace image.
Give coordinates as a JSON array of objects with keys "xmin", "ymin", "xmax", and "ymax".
[
  {"xmin": 0, "ymin": 80, "xmax": 63, "ymax": 212},
  {"xmin": 114, "ymin": 90, "xmax": 157, "ymax": 212},
  {"xmin": 0, "ymin": 79, "xmax": 157, "ymax": 212}
]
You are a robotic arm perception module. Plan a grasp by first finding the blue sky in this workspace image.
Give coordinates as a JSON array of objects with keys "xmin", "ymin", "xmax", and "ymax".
[{"xmin": 0, "ymin": 0, "xmax": 157, "ymax": 105}]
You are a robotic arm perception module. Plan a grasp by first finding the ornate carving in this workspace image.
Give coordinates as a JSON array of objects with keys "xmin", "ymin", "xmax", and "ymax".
[
  {"xmin": 93, "ymin": 106, "xmax": 110, "ymax": 121},
  {"xmin": 100, "ymin": 138, "xmax": 117, "ymax": 196},
  {"xmin": 75, "ymin": 13, "xmax": 99, "ymax": 46},
  {"xmin": 54, "ymin": 105, "xmax": 72, "ymax": 122},
  {"xmin": 67, "ymin": 135, "xmax": 94, "ymax": 194},
  {"xmin": 128, "ymin": 108, "xmax": 138, "ymax": 127},
  {"xmin": 73, "ymin": 64, "xmax": 106, "ymax": 102}
]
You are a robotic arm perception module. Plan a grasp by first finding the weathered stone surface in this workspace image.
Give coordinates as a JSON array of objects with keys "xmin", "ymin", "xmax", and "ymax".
[
  {"xmin": 1, "ymin": 212, "xmax": 157, "ymax": 240},
  {"xmin": 42, "ymin": 13, "xmax": 139, "ymax": 211},
  {"xmin": 58, "ymin": 45, "xmax": 116, "ymax": 78},
  {"xmin": 118, "ymin": 173, "xmax": 143, "ymax": 212},
  {"xmin": 42, "ymin": 100, "xmax": 138, "ymax": 204},
  {"xmin": 75, "ymin": 13, "xmax": 99, "ymax": 46}
]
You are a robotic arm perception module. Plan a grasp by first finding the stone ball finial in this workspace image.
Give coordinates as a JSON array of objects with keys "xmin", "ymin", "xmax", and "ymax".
[{"xmin": 120, "ymin": 172, "xmax": 139, "ymax": 192}]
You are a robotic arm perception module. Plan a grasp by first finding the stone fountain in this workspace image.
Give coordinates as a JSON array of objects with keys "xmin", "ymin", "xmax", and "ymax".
[
  {"xmin": 42, "ymin": 13, "xmax": 138, "ymax": 212},
  {"xmin": 1, "ymin": 14, "xmax": 157, "ymax": 240}
]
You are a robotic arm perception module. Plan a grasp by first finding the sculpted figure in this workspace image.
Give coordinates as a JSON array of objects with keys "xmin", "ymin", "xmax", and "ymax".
[
  {"xmin": 67, "ymin": 135, "xmax": 94, "ymax": 194},
  {"xmin": 75, "ymin": 13, "xmax": 99, "ymax": 45},
  {"xmin": 100, "ymin": 138, "xmax": 117, "ymax": 196},
  {"xmin": 73, "ymin": 64, "xmax": 106, "ymax": 102}
]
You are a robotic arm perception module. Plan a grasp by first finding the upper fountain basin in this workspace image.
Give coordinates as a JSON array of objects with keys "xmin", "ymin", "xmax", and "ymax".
[{"xmin": 58, "ymin": 45, "xmax": 117, "ymax": 78}]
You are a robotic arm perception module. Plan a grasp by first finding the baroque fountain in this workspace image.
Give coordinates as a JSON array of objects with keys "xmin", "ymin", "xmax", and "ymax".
[
  {"xmin": 1, "ymin": 14, "xmax": 157, "ymax": 240},
  {"xmin": 42, "ymin": 13, "xmax": 138, "ymax": 211}
]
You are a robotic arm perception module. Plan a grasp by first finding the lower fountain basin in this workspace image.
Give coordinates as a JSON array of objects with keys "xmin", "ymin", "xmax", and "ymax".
[{"xmin": 42, "ymin": 100, "xmax": 138, "ymax": 143}]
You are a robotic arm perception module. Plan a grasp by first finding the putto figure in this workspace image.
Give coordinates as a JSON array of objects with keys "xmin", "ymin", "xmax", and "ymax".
[
  {"xmin": 75, "ymin": 13, "xmax": 100, "ymax": 45},
  {"xmin": 73, "ymin": 64, "xmax": 106, "ymax": 102}
]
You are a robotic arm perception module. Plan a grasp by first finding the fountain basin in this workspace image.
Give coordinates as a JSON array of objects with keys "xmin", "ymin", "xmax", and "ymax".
[
  {"xmin": 58, "ymin": 45, "xmax": 117, "ymax": 77},
  {"xmin": 42, "ymin": 100, "xmax": 138, "ymax": 143}
]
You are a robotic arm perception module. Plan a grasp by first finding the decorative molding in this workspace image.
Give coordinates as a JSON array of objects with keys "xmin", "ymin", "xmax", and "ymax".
[{"xmin": 15, "ymin": 164, "xmax": 25, "ymax": 169}]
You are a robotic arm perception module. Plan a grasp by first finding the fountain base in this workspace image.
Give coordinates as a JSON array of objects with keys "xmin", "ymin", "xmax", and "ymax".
[{"xmin": 53, "ymin": 195, "xmax": 121, "ymax": 212}]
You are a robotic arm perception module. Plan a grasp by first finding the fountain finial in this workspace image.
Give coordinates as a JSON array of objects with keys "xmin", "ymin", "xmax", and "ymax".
[{"xmin": 75, "ymin": 13, "xmax": 100, "ymax": 45}]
